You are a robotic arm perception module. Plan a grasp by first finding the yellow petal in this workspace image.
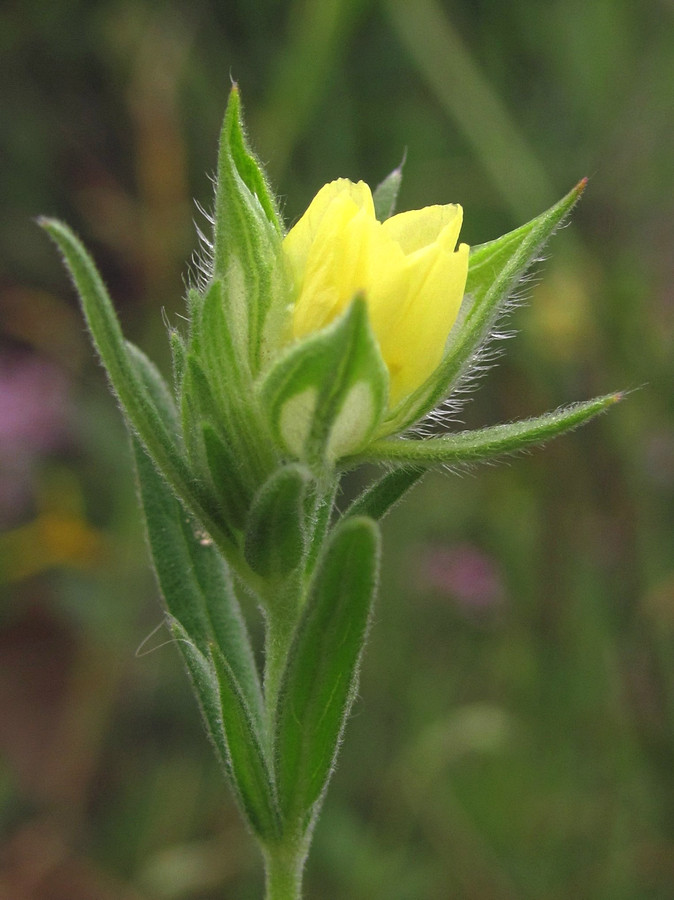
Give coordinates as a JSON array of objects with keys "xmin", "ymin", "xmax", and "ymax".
[
  {"xmin": 284, "ymin": 179, "xmax": 374, "ymax": 284},
  {"xmin": 377, "ymin": 241, "xmax": 469, "ymax": 406},
  {"xmin": 382, "ymin": 204, "xmax": 462, "ymax": 254},
  {"xmin": 292, "ymin": 188, "xmax": 376, "ymax": 337}
]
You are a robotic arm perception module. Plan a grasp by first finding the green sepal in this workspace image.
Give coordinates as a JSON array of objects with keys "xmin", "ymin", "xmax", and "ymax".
[
  {"xmin": 183, "ymin": 280, "xmax": 278, "ymax": 501},
  {"xmin": 191, "ymin": 279, "xmax": 248, "ymax": 416},
  {"xmin": 39, "ymin": 217, "xmax": 238, "ymax": 554},
  {"xmin": 202, "ymin": 422, "xmax": 251, "ymax": 533},
  {"xmin": 274, "ymin": 516, "xmax": 380, "ymax": 823},
  {"xmin": 382, "ymin": 180, "xmax": 588, "ymax": 434},
  {"xmin": 132, "ymin": 437, "xmax": 263, "ymax": 722},
  {"xmin": 260, "ymin": 297, "xmax": 389, "ymax": 467},
  {"xmin": 353, "ymin": 393, "xmax": 621, "ymax": 468},
  {"xmin": 169, "ymin": 328, "xmax": 187, "ymax": 399},
  {"xmin": 244, "ymin": 464, "xmax": 311, "ymax": 579},
  {"xmin": 212, "ymin": 86, "xmax": 287, "ymax": 375},
  {"xmin": 373, "ymin": 156, "xmax": 405, "ymax": 221},
  {"xmin": 179, "ymin": 352, "xmax": 255, "ymax": 533}
]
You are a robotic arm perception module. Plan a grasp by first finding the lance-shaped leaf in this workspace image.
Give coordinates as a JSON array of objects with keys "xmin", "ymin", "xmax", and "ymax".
[
  {"xmin": 352, "ymin": 393, "xmax": 622, "ymax": 468},
  {"xmin": 172, "ymin": 622, "xmax": 281, "ymax": 841},
  {"xmin": 383, "ymin": 180, "xmax": 588, "ymax": 435},
  {"xmin": 40, "ymin": 217, "xmax": 238, "ymax": 554},
  {"xmin": 260, "ymin": 297, "xmax": 389, "ymax": 467},
  {"xmin": 210, "ymin": 643, "xmax": 282, "ymax": 840},
  {"xmin": 133, "ymin": 437, "xmax": 263, "ymax": 723},
  {"xmin": 274, "ymin": 516, "xmax": 380, "ymax": 822},
  {"xmin": 372, "ymin": 156, "xmax": 405, "ymax": 221},
  {"xmin": 344, "ymin": 467, "xmax": 427, "ymax": 522},
  {"xmin": 169, "ymin": 621, "xmax": 231, "ymax": 768},
  {"xmin": 211, "ymin": 85, "xmax": 286, "ymax": 374},
  {"xmin": 134, "ymin": 438, "xmax": 280, "ymax": 838},
  {"xmin": 244, "ymin": 464, "xmax": 311, "ymax": 579}
]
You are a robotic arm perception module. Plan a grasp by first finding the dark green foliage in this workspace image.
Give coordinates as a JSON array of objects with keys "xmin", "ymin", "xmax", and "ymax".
[{"xmin": 274, "ymin": 517, "xmax": 380, "ymax": 822}]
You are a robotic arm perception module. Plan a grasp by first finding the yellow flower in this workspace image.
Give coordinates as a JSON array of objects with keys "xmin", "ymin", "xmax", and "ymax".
[{"xmin": 283, "ymin": 179, "xmax": 469, "ymax": 407}]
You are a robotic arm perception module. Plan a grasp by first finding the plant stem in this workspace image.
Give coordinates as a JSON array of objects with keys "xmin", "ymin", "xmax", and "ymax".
[{"xmin": 263, "ymin": 840, "xmax": 305, "ymax": 900}]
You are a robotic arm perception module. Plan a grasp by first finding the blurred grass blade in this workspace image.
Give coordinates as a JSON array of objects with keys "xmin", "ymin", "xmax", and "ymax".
[
  {"xmin": 356, "ymin": 393, "xmax": 621, "ymax": 467},
  {"xmin": 274, "ymin": 516, "xmax": 380, "ymax": 822},
  {"xmin": 385, "ymin": 0, "xmax": 552, "ymax": 219}
]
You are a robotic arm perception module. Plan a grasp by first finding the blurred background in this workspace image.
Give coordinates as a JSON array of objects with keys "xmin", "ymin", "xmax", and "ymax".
[{"xmin": 1, "ymin": 0, "xmax": 673, "ymax": 897}]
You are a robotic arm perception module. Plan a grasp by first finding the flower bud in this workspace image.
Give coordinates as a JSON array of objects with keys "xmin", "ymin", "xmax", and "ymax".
[{"xmin": 283, "ymin": 179, "xmax": 469, "ymax": 408}]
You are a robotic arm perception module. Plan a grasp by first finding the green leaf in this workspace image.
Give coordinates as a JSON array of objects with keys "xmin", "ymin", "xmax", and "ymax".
[
  {"xmin": 172, "ymin": 622, "xmax": 281, "ymax": 841},
  {"xmin": 135, "ymin": 436, "xmax": 281, "ymax": 837},
  {"xmin": 274, "ymin": 516, "xmax": 380, "ymax": 822},
  {"xmin": 373, "ymin": 156, "xmax": 405, "ymax": 221},
  {"xmin": 383, "ymin": 180, "xmax": 588, "ymax": 434},
  {"xmin": 193, "ymin": 280, "xmax": 247, "ymax": 414},
  {"xmin": 344, "ymin": 467, "xmax": 426, "ymax": 521},
  {"xmin": 354, "ymin": 393, "xmax": 622, "ymax": 467},
  {"xmin": 169, "ymin": 620, "xmax": 232, "ymax": 768},
  {"xmin": 125, "ymin": 340, "xmax": 180, "ymax": 437},
  {"xmin": 132, "ymin": 437, "xmax": 263, "ymax": 724},
  {"xmin": 40, "ymin": 217, "xmax": 238, "ymax": 555},
  {"xmin": 210, "ymin": 643, "xmax": 282, "ymax": 840},
  {"xmin": 260, "ymin": 297, "xmax": 389, "ymax": 466},
  {"xmin": 244, "ymin": 465, "xmax": 311, "ymax": 579}
]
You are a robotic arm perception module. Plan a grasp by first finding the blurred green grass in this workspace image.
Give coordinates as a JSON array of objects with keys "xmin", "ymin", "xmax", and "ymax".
[{"xmin": 1, "ymin": 1, "xmax": 673, "ymax": 897}]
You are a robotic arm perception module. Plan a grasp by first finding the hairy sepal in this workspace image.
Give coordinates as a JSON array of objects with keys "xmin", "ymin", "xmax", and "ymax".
[
  {"xmin": 353, "ymin": 393, "xmax": 621, "ymax": 468},
  {"xmin": 260, "ymin": 297, "xmax": 389, "ymax": 468},
  {"xmin": 244, "ymin": 464, "xmax": 312, "ymax": 579},
  {"xmin": 211, "ymin": 86, "xmax": 287, "ymax": 375}
]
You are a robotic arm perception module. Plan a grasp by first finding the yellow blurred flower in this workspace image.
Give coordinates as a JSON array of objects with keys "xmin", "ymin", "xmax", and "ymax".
[{"xmin": 283, "ymin": 179, "xmax": 469, "ymax": 407}]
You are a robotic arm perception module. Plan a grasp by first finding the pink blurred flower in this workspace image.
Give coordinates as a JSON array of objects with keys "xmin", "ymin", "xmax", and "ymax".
[
  {"xmin": 0, "ymin": 352, "xmax": 71, "ymax": 524},
  {"xmin": 420, "ymin": 542, "xmax": 505, "ymax": 612}
]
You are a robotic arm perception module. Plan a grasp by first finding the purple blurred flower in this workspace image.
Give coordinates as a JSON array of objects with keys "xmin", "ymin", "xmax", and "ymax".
[
  {"xmin": 0, "ymin": 352, "xmax": 71, "ymax": 524},
  {"xmin": 420, "ymin": 542, "xmax": 506, "ymax": 613}
]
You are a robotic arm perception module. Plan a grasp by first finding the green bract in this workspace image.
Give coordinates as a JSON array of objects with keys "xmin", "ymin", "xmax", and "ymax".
[{"xmin": 41, "ymin": 85, "xmax": 620, "ymax": 900}]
